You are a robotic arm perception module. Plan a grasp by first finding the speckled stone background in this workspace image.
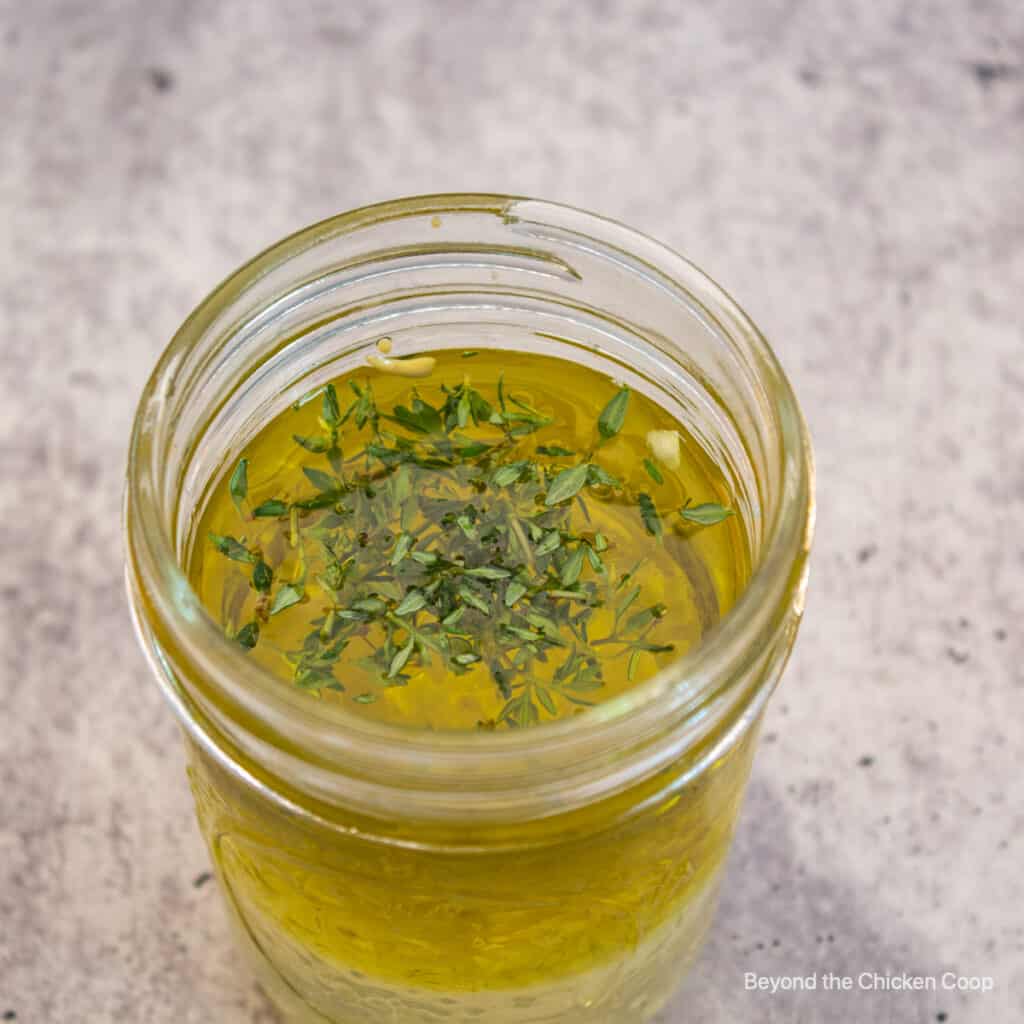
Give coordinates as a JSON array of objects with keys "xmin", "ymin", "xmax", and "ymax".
[{"xmin": 2, "ymin": 1, "xmax": 1022, "ymax": 1022}]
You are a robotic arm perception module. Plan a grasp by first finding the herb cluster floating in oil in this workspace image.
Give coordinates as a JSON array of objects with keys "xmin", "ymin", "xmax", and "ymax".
[{"xmin": 205, "ymin": 359, "xmax": 733, "ymax": 728}]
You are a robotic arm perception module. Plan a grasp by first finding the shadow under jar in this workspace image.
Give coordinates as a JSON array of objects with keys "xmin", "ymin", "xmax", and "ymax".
[{"xmin": 124, "ymin": 195, "xmax": 814, "ymax": 1023}]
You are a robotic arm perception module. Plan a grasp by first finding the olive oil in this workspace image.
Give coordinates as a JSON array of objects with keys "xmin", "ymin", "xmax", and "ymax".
[
  {"xmin": 190, "ymin": 348, "xmax": 748, "ymax": 730},
  {"xmin": 181, "ymin": 348, "xmax": 759, "ymax": 1019}
]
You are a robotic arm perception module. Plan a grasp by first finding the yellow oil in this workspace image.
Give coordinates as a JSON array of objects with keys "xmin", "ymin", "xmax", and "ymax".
[
  {"xmin": 190, "ymin": 348, "xmax": 748, "ymax": 731},
  {"xmin": 184, "ymin": 346, "xmax": 757, "ymax": 1021}
]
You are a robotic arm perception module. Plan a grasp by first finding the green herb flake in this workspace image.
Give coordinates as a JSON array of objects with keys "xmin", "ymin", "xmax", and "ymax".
[
  {"xmin": 252, "ymin": 560, "xmax": 273, "ymax": 593},
  {"xmin": 293, "ymin": 433, "xmax": 330, "ymax": 453},
  {"xmin": 560, "ymin": 545, "xmax": 586, "ymax": 586},
  {"xmin": 597, "ymin": 386, "xmax": 630, "ymax": 440},
  {"xmin": 388, "ymin": 638, "xmax": 415, "ymax": 677},
  {"xmin": 643, "ymin": 458, "xmax": 664, "ymax": 485},
  {"xmin": 229, "ymin": 459, "xmax": 248, "ymax": 516},
  {"xmin": 252, "ymin": 499, "xmax": 289, "ymax": 518},
  {"xmin": 321, "ymin": 384, "xmax": 342, "ymax": 428},
  {"xmin": 394, "ymin": 590, "xmax": 428, "ymax": 617},
  {"xmin": 545, "ymin": 463, "xmax": 590, "ymax": 506},
  {"xmin": 270, "ymin": 583, "xmax": 304, "ymax": 616},
  {"xmin": 303, "ymin": 467, "xmax": 338, "ymax": 493},
  {"xmin": 235, "ymin": 621, "xmax": 260, "ymax": 650},
  {"xmin": 679, "ymin": 502, "xmax": 734, "ymax": 526},
  {"xmin": 638, "ymin": 493, "xmax": 662, "ymax": 537},
  {"xmin": 209, "ymin": 533, "xmax": 256, "ymax": 564},
  {"xmin": 465, "ymin": 566, "xmax": 511, "ymax": 580}
]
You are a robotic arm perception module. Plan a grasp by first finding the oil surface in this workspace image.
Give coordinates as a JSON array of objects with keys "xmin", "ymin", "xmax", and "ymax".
[{"xmin": 190, "ymin": 347, "xmax": 748, "ymax": 730}]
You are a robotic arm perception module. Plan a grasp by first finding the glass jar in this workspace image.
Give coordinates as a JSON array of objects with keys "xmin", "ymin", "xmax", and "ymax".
[{"xmin": 124, "ymin": 195, "xmax": 814, "ymax": 1023}]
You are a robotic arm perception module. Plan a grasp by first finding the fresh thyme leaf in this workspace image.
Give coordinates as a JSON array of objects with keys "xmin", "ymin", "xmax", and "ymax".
[
  {"xmin": 321, "ymin": 383, "xmax": 341, "ymax": 428},
  {"xmin": 628, "ymin": 648, "xmax": 641, "ymax": 681},
  {"xmin": 292, "ymin": 490, "xmax": 348, "ymax": 511},
  {"xmin": 293, "ymin": 433, "xmax": 330, "ymax": 453},
  {"xmin": 388, "ymin": 637, "xmax": 415, "ymax": 677},
  {"xmin": 638, "ymin": 493, "xmax": 662, "ymax": 537},
  {"xmin": 442, "ymin": 606, "xmax": 466, "ymax": 626},
  {"xmin": 394, "ymin": 590, "xmax": 427, "ymax": 617},
  {"xmin": 353, "ymin": 693, "xmax": 378, "ymax": 704},
  {"xmin": 560, "ymin": 545, "xmax": 586, "ymax": 586},
  {"xmin": 597, "ymin": 386, "xmax": 630, "ymax": 440},
  {"xmin": 679, "ymin": 502, "xmax": 734, "ymax": 526},
  {"xmin": 492, "ymin": 461, "xmax": 529, "ymax": 487},
  {"xmin": 587, "ymin": 465, "xmax": 620, "ymax": 488},
  {"xmin": 209, "ymin": 533, "xmax": 257, "ymax": 564},
  {"xmin": 303, "ymin": 467, "xmax": 338, "ymax": 493},
  {"xmin": 270, "ymin": 583, "xmax": 304, "ymax": 616},
  {"xmin": 535, "ymin": 685, "xmax": 558, "ymax": 716},
  {"xmin": 390, "ymin": 397, "xmax": 443, "ymax": 435},
  {"xmin": 458, "ymin": 585, "xmax": 490, "ymax": 614},
  {"xmin": 465, "ymin": 566, "xmax": 511, "ymax": 580},
  {"xmin": 643, "ymin": 458, "xmax": 664, "ymax": 485},
  {"xmin": 235, "ymin": 621, "xmax": 260, "ymax": 649},
  {"xmin": 535, "ymin": 530, "xmax": 562, "ymax": 556},
  {"xmin": 461, "ymin": 350, "xmax": 480, "ymax": 358},
  {"xmin": 253, "ymin": 499, "xmax": 289, "ymax": 518},
  {"xmin": 391, "ymin": 532, "xmax": 414, "ymax": 566},
  {"xmin": 536, "ymin": 445, "xmax": 574, "ymax": 456},
  {"xmin": 504, "ymin": 580, "xmax": 528, "ymax": 607},
  {"xmin": 545, "ymin": 463, "xmax": 589, "ymax": 506},
  {"xmin": 252, "ymin": 560, "xmax": 273, "ymax": 593},
  {"xmin": 624, "ymin": 603, "xmax": 667, "ymax": 634},
  {"xmin": 229, "ymin": 459, "xmax": 248, "ymax": 517}
]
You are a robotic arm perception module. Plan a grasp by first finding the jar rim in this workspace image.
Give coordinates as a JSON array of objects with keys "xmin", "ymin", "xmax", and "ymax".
[{"xmin": 124, "ymin": 193, "xmax": 814, "ymax": 819}]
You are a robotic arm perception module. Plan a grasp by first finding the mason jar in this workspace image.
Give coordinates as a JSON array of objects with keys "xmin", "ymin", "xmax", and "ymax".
[{"xmin": 124, "ymin": 194, "xmax": 814, "ymax": 1023}]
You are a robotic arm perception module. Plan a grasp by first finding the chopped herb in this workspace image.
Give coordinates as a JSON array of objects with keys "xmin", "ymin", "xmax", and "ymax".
[
  {"xmin": 597, "ymin": 386, "xmax": 630, "ymax": 440},
  {"xmin": 394, "ymin": 590, "xmax": 427, "ymax": 617},
  {"xmin": 303, "ymin": 467, "xmax": 338, "ymax": 493},
  {"xmin": 638, "ymin": 494, "xmax": 662, "ymax": 537},
  {"xmin": 204, "ymin": 356, "xmax": 734, "ymax": 727},
  {"xmin": 270, "ymin": 583, "xmax": 304, "ymax": 616},
  {"xmin": 229, "ymin": 459, "xmax": 248, "ymax": 517},
  {"xmin": 321, "ymin": 383, "xmax": 341, "ymax": 427},
  {"xmin": 679, "ymin": 501, "xmax": 734, "ymax": 526},
  {"xmin": 643, "ymin": 458, "xmax": 664, "ymax": 485},
  {"xmin": 293, "ymin": 433, "xmax": 330, "ymax": 453},
  {"xmin": 546, "ymin": 463, "xmax": 590, "ymax": 506},
  {"xmin": 252, "ymin": 560, "xmax": 273, "ymax": 593},
  {"xmin": 209, "ymin": 533, "xmax": 256, "ymax": 564},
  {"xmin": 560, "ymin": 545, "xmax": 586, "ymax": 586},
  {"xmin": 235, "ymin": 621, "xmax": 260, "ymax": 649},
  {"xmin": 253, "ymin": 499, "xmax": 289, "ymax": 518}
]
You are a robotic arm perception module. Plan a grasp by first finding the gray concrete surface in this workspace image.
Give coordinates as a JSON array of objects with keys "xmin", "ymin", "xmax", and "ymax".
[{"xmin": 2, "ymin": 2, "xmax": 1022, "ymax": 1021}]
